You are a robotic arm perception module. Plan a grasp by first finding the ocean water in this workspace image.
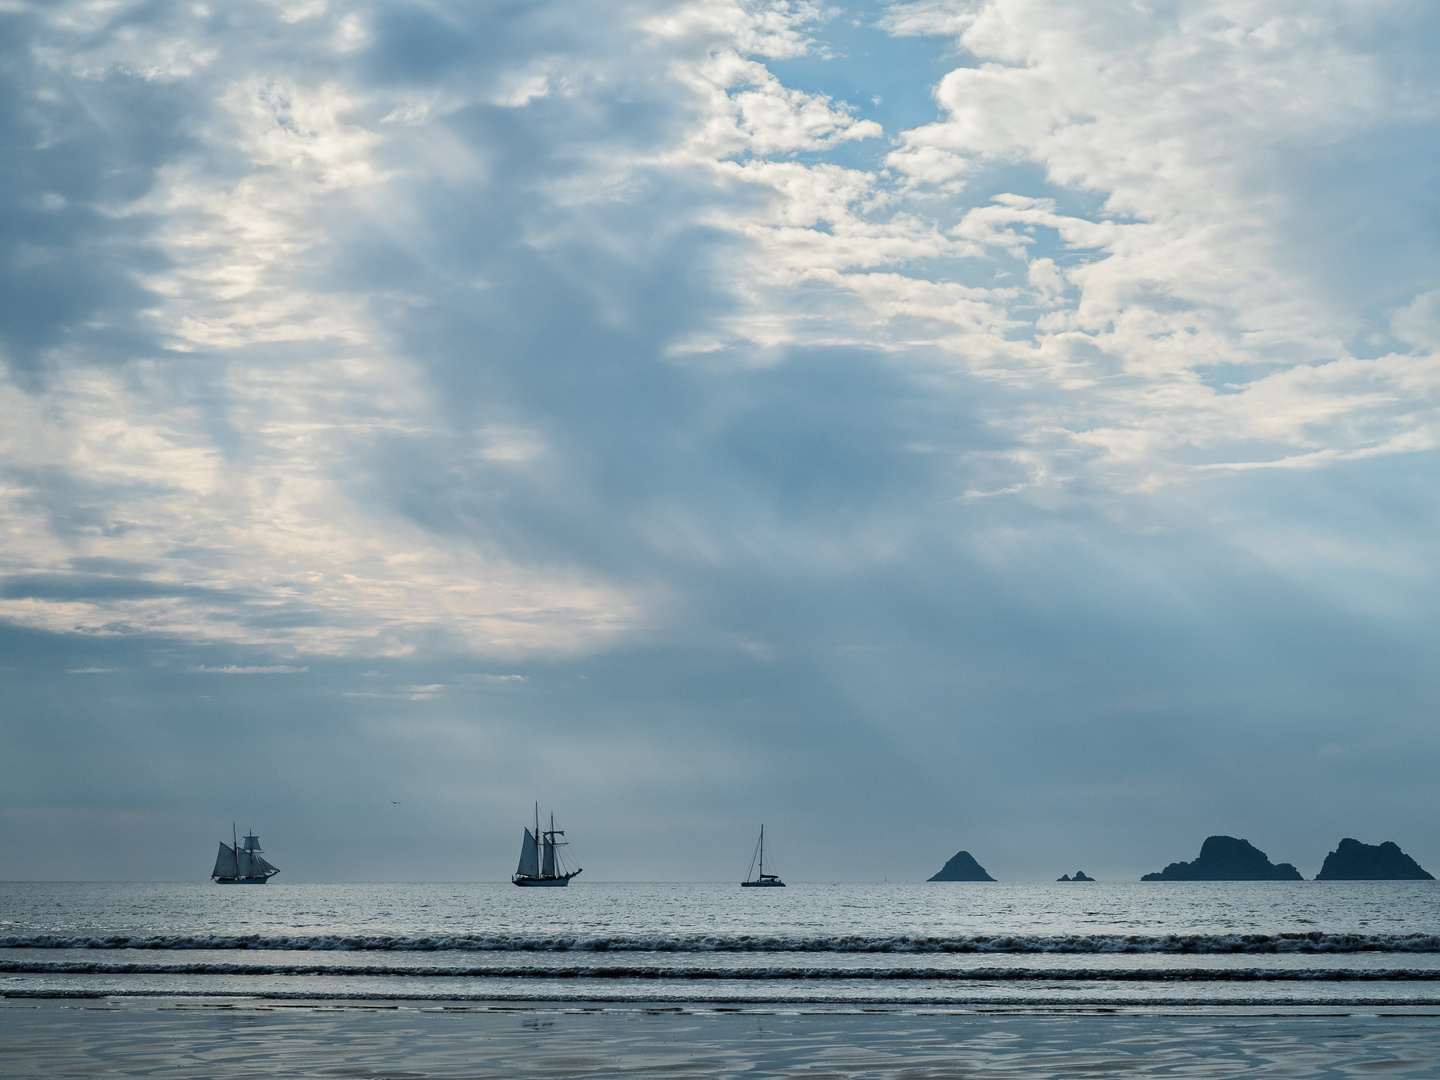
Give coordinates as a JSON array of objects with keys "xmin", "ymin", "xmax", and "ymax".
[{"xmin": 4, "ymin": 881, "xmax": 1440, "ymax": 1008}]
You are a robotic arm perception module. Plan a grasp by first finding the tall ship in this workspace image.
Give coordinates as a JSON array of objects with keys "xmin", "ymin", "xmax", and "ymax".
[
  {"xmin": 512, "ymin": 805, "xmax": 582, "ymax": 886},
  {"xmin": 741, "ymin": 824, "xmax": 784, "ymax": 887},
  {"xmin": 212, "ymin": 825, "xmax": 280, "ymax": 884}
]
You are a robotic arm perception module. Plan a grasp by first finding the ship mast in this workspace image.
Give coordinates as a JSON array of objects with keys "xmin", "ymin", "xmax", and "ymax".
[{"xmin": 543, "ymin": 812, "xmax": 565, "ymax": 878}]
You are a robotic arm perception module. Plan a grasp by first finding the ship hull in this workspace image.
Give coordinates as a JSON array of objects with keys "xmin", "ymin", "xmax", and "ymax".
[
  {"xmin": 213, "ymin": 877, "xmax": 273, "ymax": 884},
  {"xmin": 512, "ymin": 870, "xmax": 581, "ymax": 887},
  {"xmin": 741, "ymin": 880, "xmax": 785, "ymax": 887}
]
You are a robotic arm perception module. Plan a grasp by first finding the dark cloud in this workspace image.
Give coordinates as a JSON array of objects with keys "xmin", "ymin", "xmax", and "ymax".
[{"xmin": 0, "ymin": 10, "xmax": 190, "ymax": 380}]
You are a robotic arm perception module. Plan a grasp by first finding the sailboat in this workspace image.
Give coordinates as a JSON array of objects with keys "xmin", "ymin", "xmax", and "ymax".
[
  {"xmin": 512, "ymin": 805, "xmax": 582, "ymax": 886},
  {"xmin": 212, "ymin": 824, "xmax": 280, "ymax": 884},
  {"xmin": 741, "ymin": 824, "xmax": 784, "ymax": 887}
]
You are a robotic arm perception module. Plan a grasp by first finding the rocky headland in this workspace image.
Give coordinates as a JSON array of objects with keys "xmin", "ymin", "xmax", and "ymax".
[
  {"xmin": 1057, "ymin": 871, "xmax": 1094, "ymax": 881},
  {"xmin": 928, "ymin": 851, "xmax": 996, "ymax": 881},
  {"xmin": 1315, "ymin": 839, "xmax": 1434, "ymax": 880},
  {"xmin": 1141, "ymin": 836, "xmax": 1303, "ymax": 881}
]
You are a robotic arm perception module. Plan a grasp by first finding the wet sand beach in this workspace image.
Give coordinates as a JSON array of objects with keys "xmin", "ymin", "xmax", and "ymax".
[{"xmin": 5, "ymin": 998, "xmax": 1440, "ymax": 1078}]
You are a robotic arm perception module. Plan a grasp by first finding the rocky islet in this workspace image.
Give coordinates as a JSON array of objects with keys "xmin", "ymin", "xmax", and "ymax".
[
  {"xmin": 927, "ymin": 837, "xmax": 1431, "ymax": 881},
  {"xmin": 1315, "ymin": 838, "xmax": 1434, "ymax": 880},
  {"xmin": 927, "ymin": 851, "xmax": 996, "ymax": 881}
]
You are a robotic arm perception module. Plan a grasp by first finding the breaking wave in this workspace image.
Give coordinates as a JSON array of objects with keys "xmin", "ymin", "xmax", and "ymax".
[
  {"xmin": 4, "ymin": 932, "xmax": 1440, "ymax": 953},
  {"xmin": 4, "ymin": 958, "xmax": 1440, "ymax": 981}
]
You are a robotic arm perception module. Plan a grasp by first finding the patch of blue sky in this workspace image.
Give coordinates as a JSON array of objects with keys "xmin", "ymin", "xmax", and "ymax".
[
  {"xmin": 1261, "ymin": 119, "xmax": 1440, "ymax": 361},
  {"xmin": 1194, "ymin": 362, "xmax": 1268, "ymax": 395},
  {"xmin": 955, "ymin": 160, "xmax": 1124, "ymax": 222},
  {"xmin": 764, "ymin": 139, "xmax": 889, "ymax": 174},
  {"xmin": 766, "ymin": 1, "xmax": 959, "ymax": 138},
  {"xmin": 1343, "ymin": 341, "xmax": 1403, "ymax": 362}
]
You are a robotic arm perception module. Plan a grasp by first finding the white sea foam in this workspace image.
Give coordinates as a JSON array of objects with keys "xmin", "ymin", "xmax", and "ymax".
[
  {"xmin": 6, "ymin": 958, "xmax": 1440, "ymax": 981},
  {"xmin": 5, "ymin": 881, "xmax": 1439, "ymax": 1006},
  {"xmin": 4, "ymin": 931, "xmax": 1440, "ymax": 953}
]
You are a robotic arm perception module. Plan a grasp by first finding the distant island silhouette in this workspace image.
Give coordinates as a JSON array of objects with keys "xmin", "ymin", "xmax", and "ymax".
[
  {"xmin": 928, "ymin": 851, "xmax": 995, "ymax": 881},
  {"xmin": 1058, "ymin": 871, "xmax": 1094, "ymax": 881},
  {"xmin": 1142, "ymin": 836, "xmax": 1303, "ymax": 881},
  {"xmin": 1315, "ymin": 839, "xmax": 1434, "ymax": 880}
]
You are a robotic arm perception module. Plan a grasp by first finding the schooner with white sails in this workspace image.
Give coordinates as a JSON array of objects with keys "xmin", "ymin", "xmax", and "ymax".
[
  {"xmin": 513, "ymin": 805, "xmax": 581, "ymax": 886},
  {"xmin": 212, "ymin": 825, "xmax": 280, "ymax": 884}
]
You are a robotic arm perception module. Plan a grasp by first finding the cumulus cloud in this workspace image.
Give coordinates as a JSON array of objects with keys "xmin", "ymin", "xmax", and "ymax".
[
  {"xmin": 4, "ymin": 0, "xmax": 1440, "ymax": 879},
  {"xmin": 3, "ymin": 0, "xmax": 1438, "ymax": 637},
  {"xmin": 0, "ymin": 0, "xmax": 654, "ymax": 657},
  {"xmin": 4, "ymin": 0, "xmax": 1439, "ymax": 645},
  {"xmin": 696, "ymin": 0, "xmax": 1440, "ymax": 494}
]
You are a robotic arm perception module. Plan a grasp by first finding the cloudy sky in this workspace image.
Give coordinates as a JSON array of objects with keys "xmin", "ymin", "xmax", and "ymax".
[{"xmin": 3, "ymin": 0, "xmax": 1439, "ymax": 882}]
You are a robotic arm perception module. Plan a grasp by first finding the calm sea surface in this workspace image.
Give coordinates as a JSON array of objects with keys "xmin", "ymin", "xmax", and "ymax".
[{"xmin": 4, "ymin": 881, "xmax": 1440, "ymax": 1007}]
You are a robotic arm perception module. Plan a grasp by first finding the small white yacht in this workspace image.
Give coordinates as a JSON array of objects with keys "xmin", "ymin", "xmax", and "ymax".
[{"xmin": 741, "ymin": 825, "xmax": 785, "ymax": 887}]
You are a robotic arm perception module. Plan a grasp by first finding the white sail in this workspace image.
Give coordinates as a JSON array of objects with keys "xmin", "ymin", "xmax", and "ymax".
[
  {"xmin": 213, "ymin": 843, "xmax": 238, "ymax": 879},
  {"xmin": 251, "ymin": 855, "xmax": 278, "ymax": 876},
  {"xmin": 542, "ymin": 835, "xmax": 556, "ymax": 876},
  {"xmin": 236, "ymin": 850, "xmax": 255, "ymax": 878},
  {"xmin": 517, "ymin": 828, "xmax": 540, "ymax": 877}
]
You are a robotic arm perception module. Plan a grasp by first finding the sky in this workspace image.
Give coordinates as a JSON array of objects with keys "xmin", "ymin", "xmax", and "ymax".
[{"xmin": 2, "ymin": 0, "xmax": 1440, "ymax": 883}]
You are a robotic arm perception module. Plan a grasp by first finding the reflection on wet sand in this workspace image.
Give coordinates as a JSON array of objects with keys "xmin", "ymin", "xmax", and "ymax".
[{"xmin": 4, "ymin": 998, "xmax": 1440, "ymax": 1078}]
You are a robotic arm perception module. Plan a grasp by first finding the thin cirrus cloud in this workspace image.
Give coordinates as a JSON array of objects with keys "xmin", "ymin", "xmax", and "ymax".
[{"xmin": 2, "ymin": 0, "xmax": 1440, "ymax": 879}]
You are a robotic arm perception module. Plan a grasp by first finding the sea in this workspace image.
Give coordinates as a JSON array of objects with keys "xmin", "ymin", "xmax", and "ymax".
[{"xmin": 5, "ymin": 880, "xmax": 1440, "ymax": 1009}]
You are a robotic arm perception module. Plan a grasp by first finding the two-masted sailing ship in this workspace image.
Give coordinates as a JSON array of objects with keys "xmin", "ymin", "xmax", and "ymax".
[
  {"xmin": 212, "ymin": 825, "xmax": 280, "ymax": 884},
  {"xmin": 741, "ymin": 824, "xmax": 784, "ymax": 886},
  {"xmin": 513, "ymin": 805, "xmax": 582, "ymax": 886}
]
